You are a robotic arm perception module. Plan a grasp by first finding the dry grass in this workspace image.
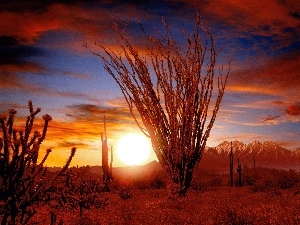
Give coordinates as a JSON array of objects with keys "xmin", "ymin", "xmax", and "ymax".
[{"xmin": 31, "ymin": 186, "xmax": 300, "ymax": 225}]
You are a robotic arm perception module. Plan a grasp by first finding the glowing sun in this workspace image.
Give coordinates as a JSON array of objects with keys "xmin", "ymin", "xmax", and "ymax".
[{"xmin": 117, "ymin": 133, "xmax": 151, "ymax": 166}]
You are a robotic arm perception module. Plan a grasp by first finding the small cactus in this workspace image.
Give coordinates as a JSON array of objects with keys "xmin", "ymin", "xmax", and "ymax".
[
  {"xmin": 237, "ymin": 158, "xmax": 243, "ymax": 187},
  {"xmin": 229, "ymin": 141, "xmax": 234, "ymax": 187}
]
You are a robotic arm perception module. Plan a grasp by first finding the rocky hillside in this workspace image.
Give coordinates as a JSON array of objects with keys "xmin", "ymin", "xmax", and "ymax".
[{"xmin": 200, "ymin": 141, "xmax": 300, "ymax": 172}]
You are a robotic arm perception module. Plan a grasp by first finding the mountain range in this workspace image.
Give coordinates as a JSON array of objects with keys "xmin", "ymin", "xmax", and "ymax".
[
  {"xmin": 200, "ymin": 141, "xmax": 300, "ymax": 172},
  {"xmin": 48, "ymin": 141, "xmax": 300, "ymax": 176}
]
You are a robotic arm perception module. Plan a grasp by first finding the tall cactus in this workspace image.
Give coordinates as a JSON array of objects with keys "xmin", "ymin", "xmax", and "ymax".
[
  {"xmin": 101, "ymin": 115, "xmax": 113, "ymax": 190},
  {"xmin": 229, "ymin": 141, "xmax": 234, "ymax": 187},
  {"xmin": 237, "ymin": 157, "xmax": 243, "ymax": 187},
  {"xmin": 110, "ymin": 146, "xmax": 113, "ymax": 177}
]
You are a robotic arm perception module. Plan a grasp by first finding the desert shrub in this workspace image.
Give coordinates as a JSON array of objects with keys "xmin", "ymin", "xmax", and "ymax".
[
  {"xmin": 214, "ymin": 206, "xmax": 255, "ymax": 225},
  {"xmin": 190, "ymin": 180, "xmax": 207, "ymax": 192},
  {"xmin": 242, "ymin": 166, "xmax": 257, "ymax": 186},
  {"xmin": 118, "ymin": 186, "xmax": 132, "ymax": 200},
  {"xmin": 277, "ymin": 169, "xmax": 299, "ymax": 189},
  {"xmin": 111, "ymin": 180, "xmax": 133, "ymax": 200},
  {"xmin": 77, "ymin": 215, "xmax": 101, "ymax": 225},
  {"xmin": 190, "ymin": 169, "xmax": 227, "ymax": 192},
  {"xmin": 149, "ymin": 172, "xmax": 167, "ymax": 189},
  {"xmin": 242, "ymin": 166, "xmax": 300, "ymax": 192},
  {"xmin": 49, "ymin": 167, "xmax": 109, "ymax": 218},
  {"xmin": 121, "ymin": 170, "xmax": 167, "ymax": 191},
  {"xmin": 209, "ymin": 176, "xmax": 224, "ymax": 187}
]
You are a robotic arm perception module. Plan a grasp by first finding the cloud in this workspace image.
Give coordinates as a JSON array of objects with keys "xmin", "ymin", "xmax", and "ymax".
[
  {"xmin": 0, "ymin": 9, "xmax": 62, "ymax": 45},
  {"xmin": 260, "ymin": 115, "xmax": 280, "ymax": 125},
  {"xmin": 199, "ymin": 0, "xmax": 299, "ymax": 38},
  {"xmin": 65, "ymin": 103, "xmax": 134, "ymax": 124},
  {"xmin": 227, "ymin": 50, "xmax": 300, "ymax": 99},
  {"xmin": 0, "ymin": 35, "xmax": 47, "ymax": 88},
  {"xmin": 257, "ymin": 102, "xmax": 300, "ymax": 124},
  {"xmin": 285, "ymin": 103, "xmax": 300, "ymax": 116},
  {"xmin": 1, "ymin": 0, "xmax": 298, "ymax": 53},
  {"xmin": 0, "ymin": 2, "xmax": 155, "ymax": 46},
  {"xmin": 0, "ymin": 36, "xmax": 45, "ymax": 63},
  {"xmin": 61, "ymin": 70, "xmax": 92, "ymax": 79}
]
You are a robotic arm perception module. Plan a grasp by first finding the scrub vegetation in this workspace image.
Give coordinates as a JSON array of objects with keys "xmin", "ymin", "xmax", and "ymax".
[{"xmin": 19, "ymin": 166, "xmax": 300, "ymax": 225}]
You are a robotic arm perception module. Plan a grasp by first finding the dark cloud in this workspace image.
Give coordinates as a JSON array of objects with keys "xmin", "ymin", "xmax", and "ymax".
[
  {"xmin": 66, "ymin": 103, "xmax": 133, "ymax": 124},
  {"xmin": 58, "ymin": 140, "xmax": 89, "ymax": 148},
  {"xmin": 0, "ymin": 0, "xmax": 98, "ymax": 13},
  {"xmin": 285, "ymin": 104, "xmax": 300, "ymax": 116},
  {"xmin": 0, "ymin": 38, "xmax": 45, "ymax": 65},
  {"xmin": 0, "ymin": 35, "xmax": 46, "ymax": 82},
  {"xmin": 0, "ymin": 36, "xmax": 20, "ymax": 46},
  {"xmin": 261, "ymin": 115, "xmax": 280, "ymax": 124}
]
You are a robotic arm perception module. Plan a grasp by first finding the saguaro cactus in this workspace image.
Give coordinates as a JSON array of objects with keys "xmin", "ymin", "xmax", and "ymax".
[
  {"xmin": 110, "ymin": 146, "xmax": 113, "ymax": 177},
  {"xmin": 229, "ymin": 141, "xmax": 234, "ymax": 187},
  {"xmin": 101, "ymin": 116, "xmax": 113, "ymax": 190},
  {"xmin": 237, "ymin": 157, "xmax": 243, "ymax": 187}
]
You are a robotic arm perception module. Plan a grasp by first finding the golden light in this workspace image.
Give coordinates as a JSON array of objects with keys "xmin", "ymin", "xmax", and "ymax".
[{"xmin": 116, "ymin": 133, "xmax": 151, "ymax": 166}]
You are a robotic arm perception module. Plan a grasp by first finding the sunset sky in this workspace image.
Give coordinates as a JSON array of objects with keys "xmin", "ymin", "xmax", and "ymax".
[{"xmin": 1, "ymin": 0, "xmax": 299, "ymax": 167}]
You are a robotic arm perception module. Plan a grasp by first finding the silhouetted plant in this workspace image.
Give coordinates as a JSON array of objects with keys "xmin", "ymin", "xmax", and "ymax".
[
  {"xmin": 101, "ymin": 116, "xmax": 113, "ymax": 191},
  {"xmin": 116, "ymin": 182, "xmax": 132, "ymax": 200},
  {"xmin": 242, "ymin": 166, "xmax": 300, "ymax": 193},
  {"xmin": 0, "ymin": 101, "xmax": 76, "ymax": 225},
  {"xmin": 214, "ymin": 206, "xmax": 255, "ymax": 225},
  {"xmin": 95, "ymin": 13, "xmax": 230, "ymax": 196},
  {"xmin": 55, "ymin": 167, "xmax": 109, "ymax": 217},
  {"xmin": 237, "ymin": 158, "xmax": 242, "ymax": 187},
  {"xmin": 229, "ymin": 141, "xmax": 234, "ymax": 187}
]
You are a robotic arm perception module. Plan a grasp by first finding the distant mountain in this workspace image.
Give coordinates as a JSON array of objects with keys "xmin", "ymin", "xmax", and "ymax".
[
  {"xmin": 292, "ymin": 148, "xmax": 300, "ymax": 156},
  {"xmin": 47, "ymin": 141, "xmax": 300, "ymax": 175},
  {"xmin": 85, "ymin": 160, "xmax": 163, "ymax": 180},
  {"xmin": 201, "ymin": 141, "xmax": 300, "ymax": 172}
]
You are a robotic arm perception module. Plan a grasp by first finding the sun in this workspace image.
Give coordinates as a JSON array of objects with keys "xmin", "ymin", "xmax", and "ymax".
[{"xmin": 116, "ymin": 133, "xmax": 151, "ymax": 166}]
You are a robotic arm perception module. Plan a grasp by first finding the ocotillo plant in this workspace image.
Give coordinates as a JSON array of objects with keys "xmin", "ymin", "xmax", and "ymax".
[
  {"xmin": 237, "ymin": 157, "xmax": 242, "ymax": 187},
  {"xmin": 96, "ymin": 13, "xmax": 230, "ymax": 196},
  {"xmin": 101, "ymin": 115, "xmax": 113, "ymax": 190},
  {"xmin": 229, "ymin": 141, "xmax": 234, "ymax": 187},
  {"xmin": 0, "ymin": 101, "xmax": 76, "ymax": 225}
]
